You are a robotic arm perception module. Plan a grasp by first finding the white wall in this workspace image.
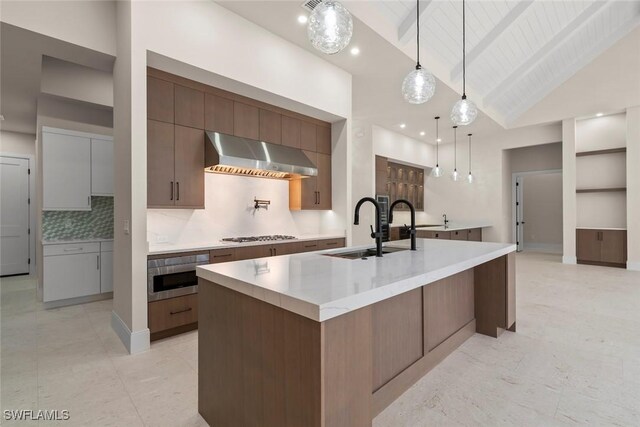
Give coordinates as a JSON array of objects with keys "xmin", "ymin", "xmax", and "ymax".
[
  {"xmin": 510, "ymin": 142, "xmax": 562, "ymax": 173},
  {"xmin": 576, "ymin": 113, "xmax": 626, "ymax": 152},
  {"xmin": 41, "ymin": 56, "xmax": 113, "ymax": 107},
  {"xmin": 522, "ymin": 173, "xmax": 563, "ymax": 251},
  {"xmin": 147, "ymin": 174, "xmax": 341, "ymax": 246},
  {"xmin": 0, "ymin": 131, "xmax": 36, "ymax": 156},
  {"xmin": 113, "ymin": 0, "xmax": 352, "ymax": 353},
  {"xmin": 626, "ymin": 106, "xmax": 640, "ymax": 270},
  {"xmin": 562, "ymin": 119, "xmax": 577, "ymax": 263}
]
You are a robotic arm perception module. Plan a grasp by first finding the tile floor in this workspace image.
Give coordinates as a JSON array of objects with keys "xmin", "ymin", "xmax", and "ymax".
[{"xmin": 1, "ymin": 253, "xmax": 639, "ymax": 426}]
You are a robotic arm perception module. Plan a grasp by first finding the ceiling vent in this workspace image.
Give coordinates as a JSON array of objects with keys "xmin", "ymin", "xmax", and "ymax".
[{"xmin": 301, "ymin": 0, "xmax": 323, "ymax": 12}]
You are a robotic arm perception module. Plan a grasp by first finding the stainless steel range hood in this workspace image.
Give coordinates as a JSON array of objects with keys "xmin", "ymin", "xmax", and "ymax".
[{"xmin": 205, "ymin": 131, "xmax": 317, "ymax": 180}]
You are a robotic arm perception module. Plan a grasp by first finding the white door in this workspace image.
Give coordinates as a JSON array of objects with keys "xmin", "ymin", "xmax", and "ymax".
[
  {"xmin": 91, "ymin": 138, "xmax": 114, "ymax": 196},
  {"xmin": 0, "ymin": 156, "xmax": 30, "ymax": 276},
  {"xmin": 515, "ymin": 176, "xmax": 525, "ymax": 252},
  {"xmin": 42, "ymin": 131, "xmax": 91, "ymax": 210}
]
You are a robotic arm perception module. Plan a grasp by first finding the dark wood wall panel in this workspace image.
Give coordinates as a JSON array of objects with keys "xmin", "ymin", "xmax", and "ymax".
[
  {"xmin": 474, "ymin": 255, "xmax": 508, "ymax": 337},
  {"xmin": 424, "ymin": 269, "xmax": 474, "ymax": 352},
  {"xmin": 372, "ymin": 288, "xmax": 423, "ymax": 392}
]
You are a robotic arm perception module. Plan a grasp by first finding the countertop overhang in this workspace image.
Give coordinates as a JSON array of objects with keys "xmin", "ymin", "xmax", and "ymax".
[{"xmin": 197, "ymin": 238, "xmax": 515, "ymax": 322}]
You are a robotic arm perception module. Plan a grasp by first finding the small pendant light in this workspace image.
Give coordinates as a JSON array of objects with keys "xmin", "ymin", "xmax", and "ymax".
[
  {"xmin": 450, "ymin": 0, "xmax": 477, "ymax": 126},
  {"xmin": 451, "ymin": 126, "xmax": 460, "ymax": 182},
  {"xmin": 402, "ymin": 0, "xmax": 436, "ymax": 104},
  {"xmin": 466, "ymin": 133, "xmax": 474, "ymax": 184},
  {"xmin": 431, "ymin": 116, "xmax": 444, "ymax": 177}
]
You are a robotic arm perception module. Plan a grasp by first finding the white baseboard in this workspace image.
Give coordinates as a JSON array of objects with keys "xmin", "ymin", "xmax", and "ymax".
[
  {"xmin": 111, "ymin": 310, "xmax": 150, "ymax": 354},
  {"xmin": 627, "ymin": 261, "xmax": 640, "ymax": 272},
  {"xmin": 562, "ymin": 256, "xmax": 577, "ymax": 264}
]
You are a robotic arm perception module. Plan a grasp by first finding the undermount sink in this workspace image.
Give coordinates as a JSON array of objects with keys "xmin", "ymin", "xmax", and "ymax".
[{"xmin": 324, "ymin": 246, "xmax": 408, "ymax": 260}]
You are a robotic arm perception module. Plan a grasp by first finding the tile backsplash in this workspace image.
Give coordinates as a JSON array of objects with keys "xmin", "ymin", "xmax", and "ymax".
[{"xmin": 42, "ymin": 196, "xmax": 114, "ymax": 241}]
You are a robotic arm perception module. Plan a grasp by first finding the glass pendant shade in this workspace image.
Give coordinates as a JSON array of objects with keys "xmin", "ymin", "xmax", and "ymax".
[
  {"xmin": 402, "ymin": 67, "xmax": 436, "ymax": 104},
  {"xmin": 450, "ymin": 97, "xmax": 478, "ymax": 126},
  {"xmin": 466, "ymin": 172, "xmax": 474, "ymax": 184},
  {"xmin": 307, "ymin": 1, "xmax": 353, "ymax": 55},
  {"xmin": 451, "ymin": 169, "xmax": 460, "ymax": 182},
  {"xmin": 431, "ymin": 164, "xmax": 443, "ymax": 177}
]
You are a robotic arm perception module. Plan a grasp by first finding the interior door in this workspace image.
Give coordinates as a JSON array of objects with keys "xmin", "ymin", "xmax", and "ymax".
[
  {"xmin": 515, "ymin": 176, "xmax": 524, "ymax": 252},
  {"xmin": 0, "ymin": 156, "xmax": 30, "ymax": 276}
]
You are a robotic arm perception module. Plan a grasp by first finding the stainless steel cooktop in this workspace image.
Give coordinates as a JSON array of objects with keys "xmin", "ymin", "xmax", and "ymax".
[{"xmin": 221, "ymin": 235, "xmax": 297, "ymax": 243}]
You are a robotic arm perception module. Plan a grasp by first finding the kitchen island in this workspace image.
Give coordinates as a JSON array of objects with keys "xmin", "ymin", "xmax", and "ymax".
[{"xmin": 196, "ymin": 238, "xmax": 516, "ymax": 427}]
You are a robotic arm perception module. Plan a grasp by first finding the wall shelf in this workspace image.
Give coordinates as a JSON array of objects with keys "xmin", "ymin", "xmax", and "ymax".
[
  {"xmin": 576, "ymin": 187, "xmax": 626, "ymax": 194},
  {"xmin": 576, "ymin": 147, "xmax": 626, "ymax": 157}
]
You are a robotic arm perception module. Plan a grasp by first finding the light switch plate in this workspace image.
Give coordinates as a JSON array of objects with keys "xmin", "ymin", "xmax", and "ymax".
[{"xmin": 123, "ymin": 220, "xmax": 130, "ymax": 235}]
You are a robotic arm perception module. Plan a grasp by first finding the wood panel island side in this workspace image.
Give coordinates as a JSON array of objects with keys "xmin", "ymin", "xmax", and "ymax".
[{"xmin": 196, "ymin": 238, "xmax": 516, "ymax": 427}]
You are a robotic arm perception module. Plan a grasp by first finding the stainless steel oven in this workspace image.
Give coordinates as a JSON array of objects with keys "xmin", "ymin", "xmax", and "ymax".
[{"xmin": 147, "ymin": 253, "xmax": 209, "ymax": 301}]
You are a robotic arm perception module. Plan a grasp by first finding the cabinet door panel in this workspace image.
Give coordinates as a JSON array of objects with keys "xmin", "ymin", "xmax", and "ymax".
[
  {"xmin": 467, "ymin": 228, "xmax": 482, "ymax": 242},
  {"xmin": 205, "ymin": 94, "xmax": 234, "ymax": 134},
  {"xmin": 233, "ymin": 102, "xmax": 259, "ymax": 139},
  {"xmin": 259, "ymin": 109, "xmax": 281, "ymax": 144},
  {"xmin": 600, "ymin": 230, "xmax": 627, "ymax": 264},
  {"xmin": 451, "ymin": 230, "xmax": 467, "ymax": 241},
  {"xmin": 316, "ymin": 125, "xmax": 331, "ymax": 154},
  {"xmin": 175, "ymin": 85, "xmax": 204, "ymax": 129},
  {"xmin": 100, "ymin": 250, "xmax": 113, "ymax": 293},
  {"xmin": 174, "ymin": 126, "xmax": 205, "ymax": 208},
  {"xmin": 316, "ymin": 153, "xmax": 332, "ymax": 210},
  {"xmin": 210, "ymin": 248, "xmax": 236, "ymax": 263},
  {"xmin": 576, "ymin": 229, "xmax": 601, "ymax": 262},
  {"xmin": 281, "ymin": 116, "xmax": 301, "ymax": 148},
  {"xmin": 300, "ymin": 121, "xmax": 317, "ymax": 152},
  {"xmin": 91, "ymin": 138, "xmax": 114, "ymax": 196},
  {"xmin": 147, "ymin": 77, "xmax": 174, "ymax": 123},
  {"xmin": 43, "ymin": 253, "xmax": 100, "ymax": 302},
  {"xmin": 301, "ymin": 151, "xmax": 318, "ymax": 209},
  {"xmin": 43, "ymin": 131, "xmax": 92, "ymax": 210},
  {"xmin": 235, "ymin": 245, "xmax": 272, "ymax": 260},
  {"xmin": 147, "ymin": 120, "xmax": 176, "ymax": 207}
]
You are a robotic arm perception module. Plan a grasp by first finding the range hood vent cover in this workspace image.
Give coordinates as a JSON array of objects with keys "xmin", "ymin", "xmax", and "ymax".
[
  {"xmin": 205, "ymin": 131, "xmax": 318, "ymax": 180},
  {"xmin": 301, "ymin": 0, "xmax": 323, "ymax": 12}
]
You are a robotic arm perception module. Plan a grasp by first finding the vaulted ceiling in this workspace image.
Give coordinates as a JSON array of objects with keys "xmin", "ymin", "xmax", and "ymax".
[{"xmin": 353, "ymin": 0, "xmax": 640, "ymax": 126}]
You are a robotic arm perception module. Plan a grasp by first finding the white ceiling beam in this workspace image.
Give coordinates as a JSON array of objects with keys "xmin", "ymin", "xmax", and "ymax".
[
  {"xmin": 484, "ymin": 0, "xmax": 608, "ymax": 107},
  {"xmin": 450, "ymin": 0, "xmax": 535, "ymax": 81},
  {"xmin": 397, "ymin": 0, "xmax": 435, "ymax": 45}
]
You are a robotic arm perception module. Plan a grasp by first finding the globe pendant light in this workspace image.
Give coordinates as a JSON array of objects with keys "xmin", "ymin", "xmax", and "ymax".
[
  {"xmin": 307, "ymin": 1, "xmax": 353, "ymax": 55},
  {"xmin": 402, "ymin": 0, "xmax": 436, "ymax": 104},
  {"xmin": 466, "ymin": 133, "xmax": 474, "ymax": 184},
  {"xmin": 431, "ymin": 116, "xmax": 443, "ymax": 177},
  {"xmin": 450, "ymin": 0, "xmax": 477, "ymax": 126},
  {"xmin": 451, "ymin": 126, "xmax": 460, "ymax": 182}
]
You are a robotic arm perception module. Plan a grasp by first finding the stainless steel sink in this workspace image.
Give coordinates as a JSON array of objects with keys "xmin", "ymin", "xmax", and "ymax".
[{"xmin": 324, "ymin": 246, "xmax": 409, "ymax": 260}]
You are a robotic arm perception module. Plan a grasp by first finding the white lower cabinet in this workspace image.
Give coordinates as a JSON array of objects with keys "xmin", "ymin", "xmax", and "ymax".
[
  {"xmin": 43, "ymin": 241, "xmax": 113, "ymax": 303},
  {"xmin": 100, "ymin": 245, "xmax": 113, "ymax": 293}
]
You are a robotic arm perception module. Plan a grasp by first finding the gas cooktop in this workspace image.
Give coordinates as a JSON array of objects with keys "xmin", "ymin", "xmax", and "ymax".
[{"xmin": 222, "ymin": 235, "xmax": 297, "ymax": 243}]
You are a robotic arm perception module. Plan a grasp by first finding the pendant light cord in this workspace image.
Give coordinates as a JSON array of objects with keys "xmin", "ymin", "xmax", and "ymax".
[
  {"xmin": 416, "ymin": 0, "xmax": 421, "ymax": 68},
  {"xmin": 453, "ymin": 126, "xmax": 457, "ymax": 170},
  {"xmin": 468, "ymin": 134, "xmax": 472, "ymax": 173},
  {"xmin": 462, "ymin": 0, "xmax": 466, "ymax": 97},
  {"xmin": 435, "ymin": 116, "xmax": 439, "ymax": 164}
]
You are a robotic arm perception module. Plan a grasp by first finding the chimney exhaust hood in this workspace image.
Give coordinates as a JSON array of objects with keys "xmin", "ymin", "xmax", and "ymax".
[{"xmin": 205, "ymin": 131, "xmax": 318, "ymax": 180}]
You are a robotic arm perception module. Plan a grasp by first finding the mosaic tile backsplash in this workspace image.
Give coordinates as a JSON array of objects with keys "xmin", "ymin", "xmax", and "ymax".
[{"xmin": 43, "ymin": 196, "xmax": 114, "ymax": 241}]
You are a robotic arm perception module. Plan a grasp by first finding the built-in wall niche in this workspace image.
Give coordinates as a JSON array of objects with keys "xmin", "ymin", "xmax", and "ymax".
[{"xmin": 375, "ymin": 155, "xmax": 424, "ymax": 211}]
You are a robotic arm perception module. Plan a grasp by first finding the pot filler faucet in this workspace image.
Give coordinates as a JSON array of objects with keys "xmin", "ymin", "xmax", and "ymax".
[
  {"xmin": 443, "ymin": 213, "xmax": 449, "ymax": 228},
  {"xmin": 389, "ymin": 199, "xmax": 417, "ymax": 251},
  {"xmin": 354, "ymin": 197, "xmax": 383, "ymax": 257}
]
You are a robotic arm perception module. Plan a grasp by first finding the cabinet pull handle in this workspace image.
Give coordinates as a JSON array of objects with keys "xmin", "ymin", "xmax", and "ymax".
[
  {"xmin": 326, "ymin": 242, "xmax": 338, "ymax": 246},
  {"xmin": 176, "ymin": 182, "xmax": 180, "ymax": 201},
  {"xmin": 304, "ymin": 244, "xmax": 316, "ymax": 248},
  {"xmin": 97, "ymin": 254, "xmax": 100, "ymax": 270},
  {"xmin": 170, "ymin": 307, "xmax": 192, "ymax": 315},
  {"xmin": 214, "ymin": 254, "xmax": 232, "ymax": 258},
  {"xmin": 170, "ymin": 181, "xmax": 174, "ymax": 201},
  {"xmin": 63, "ymin": 247, "xmax": 83, "ymax": 252},
  {"xmin": 273, "ymin": 248, "xmax": 277, "ymax": 256}
]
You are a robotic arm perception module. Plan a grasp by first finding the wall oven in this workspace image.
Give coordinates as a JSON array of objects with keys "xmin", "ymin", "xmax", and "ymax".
[{"xmin": 147, "ymin": 253, "xmax": 210, "ymax": 301}]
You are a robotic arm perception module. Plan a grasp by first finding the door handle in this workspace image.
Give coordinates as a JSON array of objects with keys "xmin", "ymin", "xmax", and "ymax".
[
  {"xmin": 317, "ymin": 191, "xmax": 320, "ymax": 205},
  {"xmin": 176, "ymin": 182, "xmax": 180, "ymax": 201},
  {"xmin": 170, "ymin": 181, "xmax": 174, "ymax": 201}
]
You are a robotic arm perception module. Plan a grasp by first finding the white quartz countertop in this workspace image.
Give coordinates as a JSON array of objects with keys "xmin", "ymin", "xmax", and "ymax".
[
  {"xmin": 576, "ymin": 227, "xmax": 627, "ymax": 231},
  {"xmin": 148, "ymin": 233, "xmax": 345, "ymax": 255},
  {"xmin": 42, "ymin": 238, "xmax": 113, "ymax": 245},
  {"xmin": 415, "ymin": 223, "xmax": 492, "ymax": 232},
  {"xmin": 197, "ymin": 238, "xmax": 515, "ymax": 322}
]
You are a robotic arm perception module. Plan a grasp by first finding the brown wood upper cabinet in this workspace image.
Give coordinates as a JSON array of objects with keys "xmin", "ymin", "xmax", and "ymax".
[
  {"xmin": 259, "ymin": 109, "xmax": 281, "ymax": 144},
  {"xmin": 316, "ymin": 125, "xmax": 331, "ymax": 154},
  {"xmin": 281, "ymin": 116, "xmax": 301, "ymax": 148},
  {"xmin": 175, "ymin": 85, "xmax": 204, "ymax": 129},
  {"xmin": 204, "ymin": 93, "xmax": 233, "ymax": 134},
  {"xmin": 576, "ymin": 228, "xmax": 627, "ymax": 267},
  {"xmin": 289, "ymin": 151, "xmax": 331, "ymax": 210},
  {"xmin": 148, "ymin": 77, "xmax": 174, "ymax": 123},
  {"xmin": 233, "ymin": 102, "xmax": 259, "ymax": 139},
  {"xmin": 300, "ymin": 121, "xmax": 317, "ymax": 151},
  {"xmin": 147, "ymin": 120, "xmax": 204, "ymax": 208}
]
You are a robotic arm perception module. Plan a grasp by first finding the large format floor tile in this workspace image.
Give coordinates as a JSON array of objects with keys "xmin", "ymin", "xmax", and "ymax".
[{"xmin": 1, "ymin": 252, "xmax": 639, "ymax": 426}]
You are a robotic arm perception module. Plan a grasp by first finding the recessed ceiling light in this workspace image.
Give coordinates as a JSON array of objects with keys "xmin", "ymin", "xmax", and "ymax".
[
  {"xmin": 419, "ymin": 131, "xmax": 425, "ymax": 136},
  {"xmin": 399, "ymin": 123, "xmax": 406, "ymax": 129},
  {"xmin": 297, "ymin": 15, "xmax": 308, "ymax": 24},
  {"xmin": 350, "ymin": 47, "xmax": 360, "ymax": 56},
  {"xmin": 596, "ymin": 112, "xmax": 603, "ymax": 117}
]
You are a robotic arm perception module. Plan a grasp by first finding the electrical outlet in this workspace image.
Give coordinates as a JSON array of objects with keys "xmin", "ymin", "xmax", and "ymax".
[
  {"xmin": 123, "ymin": 220, "xmax": 130, "ymax": 235},
  {"xmin": 156, "ymin": 235, "xmax": 169, "ymax": 243}
]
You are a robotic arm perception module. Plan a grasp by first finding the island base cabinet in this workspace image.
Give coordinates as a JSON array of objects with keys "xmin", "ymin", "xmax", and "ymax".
[
  {"xmin": 474, "ymin": 252, "xmax": 516, "ymax": 337},
  {"xmin": 149, "ymin": 294, "xmax": 198, "ymax": 341}
]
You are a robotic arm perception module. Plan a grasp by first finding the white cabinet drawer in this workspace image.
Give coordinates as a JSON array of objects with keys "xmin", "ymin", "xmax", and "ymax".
[
  {"xmin": 100, "ymin": 241, "xmax": 114, "ymax": 252},
  {"xmin": 43, "ymin": 242, "xmax": 100, "ymax": 256},
  {"xmin": 43, "ymin": 252, "xmax": 101, "ymax": 302}
]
